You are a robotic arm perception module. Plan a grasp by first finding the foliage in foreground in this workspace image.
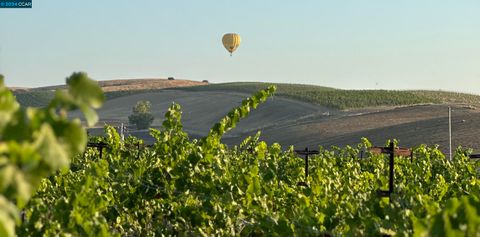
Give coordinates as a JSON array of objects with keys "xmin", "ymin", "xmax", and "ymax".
[
  {"xmin": 0, "ymin": 72, "xmax": 103, "ymax": 237},
  {"xmin": 16, "ymin": 87, "xmax": 480, "ymax": 236},
  {"xmin": 2, "ymin": 78, "xmax": 480, "ymax": 236}
]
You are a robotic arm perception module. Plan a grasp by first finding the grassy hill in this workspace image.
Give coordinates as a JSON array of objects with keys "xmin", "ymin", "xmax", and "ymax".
[{"xmin": 12, "ymin": 80, "xmax": 480, "ymax": 110}]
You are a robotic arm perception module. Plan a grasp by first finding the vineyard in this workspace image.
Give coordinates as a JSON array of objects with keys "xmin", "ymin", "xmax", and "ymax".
[
  {"xmin": 176, "ymin": 82, "xmax": 480, "ymax": 109},
  {"xmin": 2, "ymin": 73, "xmax": 480, "ymax": 236}
]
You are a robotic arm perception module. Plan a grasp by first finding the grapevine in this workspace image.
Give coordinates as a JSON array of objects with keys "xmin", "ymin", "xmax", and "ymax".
[{"xmin": 1, "ymin": 76, "xmax": 480, "ymax": 236}]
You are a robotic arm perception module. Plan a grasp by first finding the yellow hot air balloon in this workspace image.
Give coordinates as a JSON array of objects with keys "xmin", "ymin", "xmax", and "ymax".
[{"xmin": 222, "ymin": 33, "xmax": 241, "ymax": 56}]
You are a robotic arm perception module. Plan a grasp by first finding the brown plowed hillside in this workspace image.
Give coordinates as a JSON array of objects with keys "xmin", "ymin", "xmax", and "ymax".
[
  {"xmin": 97, "ymin": 79, "xmax": 207, "ymax": 92},
  {"xmin": 26, "ymin": 78, "xmax": 207, "ymax": 92},
  {"xmin": 222, "ymin": 104, "xmax": 480, "ymax": 153}
]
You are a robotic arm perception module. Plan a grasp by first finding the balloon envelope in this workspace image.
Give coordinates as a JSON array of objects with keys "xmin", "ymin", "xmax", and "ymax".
[{"xmin": 222, "ymin": 33, "xmax": 241, "ymax": 55}]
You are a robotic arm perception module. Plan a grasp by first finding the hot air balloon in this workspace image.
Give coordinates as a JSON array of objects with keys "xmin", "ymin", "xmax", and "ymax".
[{"xmin": 222, "ymin": 33, "xmax": 241, "ymax": 56}]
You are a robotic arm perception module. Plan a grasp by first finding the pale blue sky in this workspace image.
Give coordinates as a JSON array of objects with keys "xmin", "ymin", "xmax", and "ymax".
[{"xmin": 0, "ymin": 0, "xmax": 479, "ymax": 93}]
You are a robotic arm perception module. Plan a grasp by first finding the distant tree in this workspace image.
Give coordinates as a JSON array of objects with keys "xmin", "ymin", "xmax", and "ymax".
[
  {"xmin": 132, "ymin": 100, "xmax": 151, "ymax": 113},
  {"xmin": 128, "ymin": 100, "xmax": 154, "ymax": 129}
]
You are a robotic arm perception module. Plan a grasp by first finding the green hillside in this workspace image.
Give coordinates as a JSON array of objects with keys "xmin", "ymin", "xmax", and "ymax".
[
  {"xmin": 177, "ymin": 82, "xmax": 480, "ymax": 109},
  {"xmin": 14, "ymin": 90, "xmax": 159, "ymax": 108},
  {"xmin": 14, "ymin": 90, "xmax": 54, "ymax": 107}
]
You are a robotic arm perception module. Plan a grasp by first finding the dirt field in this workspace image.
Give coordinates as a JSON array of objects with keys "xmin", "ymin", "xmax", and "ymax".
[
  {"xmin": 77, "ymin": 90, "xmax": 332, "ymax": 137},
  {"xmin": 97, "ymin": 79, "xmax": 207, "ymax": 92},
  {"xmin": 78, "ymin": 90, "xmax": 480, "ymax": 154},
  {"xmin": 223, "ymin": 104, "xmax": 480, "ymax": 153}
]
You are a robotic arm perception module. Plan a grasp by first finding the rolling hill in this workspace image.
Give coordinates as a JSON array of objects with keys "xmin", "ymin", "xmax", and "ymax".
[{"xmin": 11, "ymin": 79, "xmax": 480, "ymax": 152}]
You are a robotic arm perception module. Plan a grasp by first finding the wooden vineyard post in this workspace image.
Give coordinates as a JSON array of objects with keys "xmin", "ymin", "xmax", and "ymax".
[
  {"xmin": 86, "ymin": 142, "xmax": 108, "ymax": 159},
  {"xmin": 370, "ymin": 142, "xmax": 413, "ymax": 199},
  {"xmin": 294, "ymin": 147, "xmax": 319, "ymax": 187},
  {"xmin": 388, "ymin": 142, "xmax": 394, "ymax": 196},
  {"xmin": 470, "ymin": 154, "xmax": 480, "ymax": 159},
  {"xmin": 137, "ymin": 143, "xmax": 141, "ymax": 160}
]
